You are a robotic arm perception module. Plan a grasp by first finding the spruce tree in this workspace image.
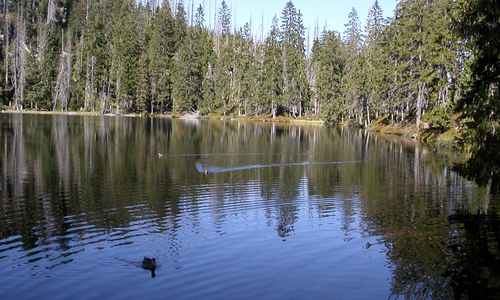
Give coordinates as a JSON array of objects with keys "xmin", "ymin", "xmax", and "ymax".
[
  {"xmin": 262, "ymin": 16, "xmax": 283, "ymax": 118},
  {"xmin": 453, "ymin": 0, "xmax": 500, "ymax": 189},
  {"xmin": 362, "ymin": 0, "xmax": 389, "ymax": 123},
  {"xmin": 342, "ymin": 7, "xmax": 363, "ymax": 124},
  {"xmin": 312, "ymin": 30, "xmax": 345, "ymax": 123},
  {"xmin": 390, "ymin": 0, "xmax": 457, "ymax": 127},
  {"xmin": 148, "ymin": 2, "xmax": 177, "ymax": 113},
  {"xmin": 280, "ymin": 1, "xmax": 308, "ymax": 118},
  {"xmin": 172, "ymin": 5, "xmax": 212, "ymax": 113}
]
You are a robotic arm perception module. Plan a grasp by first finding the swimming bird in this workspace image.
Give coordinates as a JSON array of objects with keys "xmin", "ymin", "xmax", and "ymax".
[
  {"xmin": 142, "ymin": 257, "xmax": 157, "ymax": 269},
  {"xmin": 204, "ymin": 169, "xmax": 210, "ymax": 175},
  {"xmin": 142, "ymin": 257, "xmax": 157, "ymax": 278},
  {"xmin": 158, "ymin": 153, "xmax": 166, "ymax": 158}
]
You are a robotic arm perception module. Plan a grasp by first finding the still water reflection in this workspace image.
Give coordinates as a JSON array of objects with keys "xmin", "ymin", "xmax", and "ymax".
[{"xmin": 0, "ymin": 113, "xmax": 499, "ymax": 299}]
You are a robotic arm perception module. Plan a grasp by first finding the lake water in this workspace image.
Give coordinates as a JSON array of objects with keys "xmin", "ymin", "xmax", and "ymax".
[{"xmin": 0, "ymin": 113, "xmax": 499, "ymax": 300}]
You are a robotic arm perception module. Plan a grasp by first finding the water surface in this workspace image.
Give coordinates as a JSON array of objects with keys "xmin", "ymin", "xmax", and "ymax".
[{"xmin": 0, "ymin": 113, "xmax": 499, "ymax": 299}]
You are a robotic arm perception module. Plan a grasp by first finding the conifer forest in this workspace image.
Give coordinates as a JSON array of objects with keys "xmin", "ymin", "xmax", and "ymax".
[
  {"xmin": 1, "ymin": 0, "xmax": 499, "ymax": 185},
  {"xmin": 0, "ymin": 0, "xmax": 498, "ymax": 145}
]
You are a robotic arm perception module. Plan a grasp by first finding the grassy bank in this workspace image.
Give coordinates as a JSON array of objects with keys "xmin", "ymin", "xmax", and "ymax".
[{"xmin": 368, "ymin": 122, "xmax": 460, "ymax": 149}]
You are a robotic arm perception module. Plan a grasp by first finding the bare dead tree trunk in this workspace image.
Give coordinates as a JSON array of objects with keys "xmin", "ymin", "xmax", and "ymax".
[
  {"xmin": 91, "ymin": 56, "xmax": 95, "ymax": 111},
  {"xmin": 47, "ymin": 0, "xmax": 56, "ymax": 24},
  {"xmin": 115, "ymin": 63, "xmax": 122, "ymax": 113},
  {"xmin": 84, "ymin": 55, "xmax": 91, "ymax": 110},
  {"xmin": 53, "ymin": 31, "xmax": 71, "ymax": 111},
  {"xmin": 3, "ymin": 0, "xmax": 9, "ymax": 90},
  {"xmin": 74, "ymin": 32, "xmax": 84, "ymax": 83},
  {"xmin": 12, "ymin": 6, "xmax": 27, "ymax": 110},
  {"xmin": 84, "ymin": 55, "xmax": 96, "ymax": 111}
]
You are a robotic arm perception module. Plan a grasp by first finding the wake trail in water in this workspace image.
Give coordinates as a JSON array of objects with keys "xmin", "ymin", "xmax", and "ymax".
[
  {"xmin": 196, "ymin": 161, "xmax": 360, "ymax": 174},
  {"xmin": 158, "ymin": 153, "xmax": 302, "ymax": 157}
]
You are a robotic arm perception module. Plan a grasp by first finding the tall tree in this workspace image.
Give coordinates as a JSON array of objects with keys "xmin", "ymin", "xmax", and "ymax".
[
  {"xmin": 53, "ymin": 30, "xmax": 71, "ymax": 111},
  {"xmin": 312, "ymin": 30, "xmax": 345, "ymax": 123},
  {"xmin": 362, "ymin": 0, "xmax": 389, "ymax": 123},
  {"xmin": 218, "ymin": 0, "xmax": 231, "ymax": 35},
  {"xmin": 390, "ymin": 0, "xmax": 456, "ymax": 127},
  {"xmin": 342, "ymin": 7, "xmax": 363, "ymax": 124},
  {"xmin": 12, "ymin": 5, "xmax": 27, "ymax": 110},
  {"xmin": 148, "ymin": 2, "xmax": 177, "ymax": 113},
  {"xmin": 172, "ymin": 5, "xmax": 212, "ymax": 113},
  {"xmin": 262, "ymin": 16, "xmax": 283, "ymax": 118},
  {"xmin": 280, "ymin": 1, "xmax": 308, "ymax": 118},
  {"xmin": 3, "ymin": 0, "xmax": 10, "ymax": 94},
  {"xmin": 453, "ymin": 0, "xmax": 500, "ymax": 190}
]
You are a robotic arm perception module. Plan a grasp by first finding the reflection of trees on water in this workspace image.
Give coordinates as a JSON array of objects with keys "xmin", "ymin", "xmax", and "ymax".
[
  {"xmin": 1, "ymin": 115, "xmax": 499, "ymax": 298},
  {"xmin": 444, "ymin": 213, "xmax": 500, "ymax": 299},
  {"xmin": 356, "ymin": 130, "xmax": 498, "ymax": 299}
]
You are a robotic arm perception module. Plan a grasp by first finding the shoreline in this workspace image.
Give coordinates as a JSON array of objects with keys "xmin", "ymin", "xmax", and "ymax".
[{"xmin": 1, "ymin": 109, "xmax": 457, "ymax": 147}]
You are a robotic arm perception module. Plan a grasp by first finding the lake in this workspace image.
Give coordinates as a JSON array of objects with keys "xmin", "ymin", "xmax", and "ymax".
[{"xmin": 0, "ymin": 113, "xmax": 499, "ymax": 300}]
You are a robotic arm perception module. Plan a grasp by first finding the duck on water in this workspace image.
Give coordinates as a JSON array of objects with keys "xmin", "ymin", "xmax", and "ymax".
[{"xmin": 142, "ymin": 257, "xmax": 157, "ymax": 278}]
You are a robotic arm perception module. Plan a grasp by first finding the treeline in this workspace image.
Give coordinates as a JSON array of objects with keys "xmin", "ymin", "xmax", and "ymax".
[{"xmin": 0, "ymin": 0, "xmax": 476, "ymax": 127}]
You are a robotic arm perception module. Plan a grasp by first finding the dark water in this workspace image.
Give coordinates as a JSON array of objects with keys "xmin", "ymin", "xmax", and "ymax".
[{"xmin": 1, "ymin": 113, "xmax": 499, "ymax": 300}]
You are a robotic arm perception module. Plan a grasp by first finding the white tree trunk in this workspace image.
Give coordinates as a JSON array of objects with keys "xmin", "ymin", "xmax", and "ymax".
[{"xmin": 13, "ymin": 7, "xmax": 27, "ymax": 111}]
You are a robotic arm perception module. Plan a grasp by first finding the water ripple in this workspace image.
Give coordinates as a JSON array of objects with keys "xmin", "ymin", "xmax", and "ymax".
[{"xmin": 197, "ymin": 160, "xmax": 360, "ymax": 174}]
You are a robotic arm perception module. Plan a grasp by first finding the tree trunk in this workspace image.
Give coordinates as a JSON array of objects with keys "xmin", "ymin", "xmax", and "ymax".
[
  {"xmin": 4, "ymin": 0, "xmax": 9, "ymax": 89},
  {"xmin": 54, "ymin": 31, "xmax": 71, "ymax": 111},
  {"xmin": 416, "ymin": 82, "xmax": 425, "ymax": 128},
  {"xmin": 13, "ymin": 7, "xmax": 27, "ymax": 111}
]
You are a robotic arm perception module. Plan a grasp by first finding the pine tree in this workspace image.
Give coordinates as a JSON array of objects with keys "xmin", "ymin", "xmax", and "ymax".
[
  {"xmin": 172, "ymin": 5, "xmax": 212, "ymax": 113},
  {"xmin": 389, "ymin": 0, "xmax": 457, "ymax": 127},
  {"xmin": 233, "ymin": 22, "xmax": 255, "ymax": 116},
  {"xmin": 280, "ymin": 1, "xmax": 308, "ymax": 118},
  {"xmin": 108, "ymin": 0, "xmax": 145, "ymax": 112},
  {"xmin": 82, "ymin": 0, "xmax": 110, "ymax": 112},
  {"xmin": 342, "ymin": 7, "xmax": 363, "ymax": 124},
  {"xmin": 452, "ymin": 0, "xmax": 500, "ymax": 189},
  {"xmin": 148, "ymin": 2, "xmax": 177, "ymax": 113},
  {"xmin": 262, "ymin": 16, "xmax": 283, "ymax": 118},
  {"xmin": 219, "ymin": 1, "xmax": 231, "ymax": 36},
  {"xmin": 362, "ymin": 0, "xmax": 389, "ymax": 123},
  {"xmin": 312, "ymin": 30, "xmax": 345, "ymax": 123},
  {"xmin": 210, "ymin": 1, "xmax": 236, "ymax": 115}
]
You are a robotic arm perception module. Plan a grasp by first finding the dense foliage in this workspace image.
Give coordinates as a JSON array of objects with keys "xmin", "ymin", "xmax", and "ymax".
[
  {"xmin": 451, "ymin": 0, "xmax": 500, "ymax": 190},
  {"xmin": 1, "ymin": 0, "xmax": 466, "ymax": 122}
]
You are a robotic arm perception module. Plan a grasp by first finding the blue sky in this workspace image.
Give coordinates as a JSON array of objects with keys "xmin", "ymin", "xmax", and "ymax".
[{"xmin": 185, "ymin": 0, "xmax": 398, "ymax": 38}]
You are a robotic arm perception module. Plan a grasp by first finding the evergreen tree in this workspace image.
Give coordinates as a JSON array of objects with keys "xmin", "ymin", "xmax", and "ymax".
[
  {"xmin": 210, "ymin": 1, "xmax": 236, "ymax": 115},
  {"xmin": 172, "ymin": 5, "xmax": 212, "ymax": 113},
  {"xmin": 262, "ymin": 16, "xmax": 282, "ymax": 118},
  {"xmin": 233, "ymin": 22, "xmax": 256, "ymax": 116},
  {"xmin": 108, "ymin": 0, "xmax": 145, "ymax": 112},
  {"xmin": 453, "ymin": 0, "xmax": 500, "ymax": 189},
  {"xmin": 218, "ymin": 1, "xmax": 231, "ymax": 36},
  {"xmin": 280, "ymin": 1, "xmax": 308, "ymax": 117},
  {"xmin": 362, "ymin": 0, "xmax": 389, "ymax": 123},
  {"xmin": 312, "ymin": 30, "xmax": 345, "ymax": 123},
  {"xmin": 342, "ymin": 7, "xmax": 363, "ymax": 124},
  {"xmin": 389, "ymin": 0, "xmax": 457, "ymax": 127},
  {"xmin": 148, "ymin": 2, "xmax": 177, "ymax": 113}
]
